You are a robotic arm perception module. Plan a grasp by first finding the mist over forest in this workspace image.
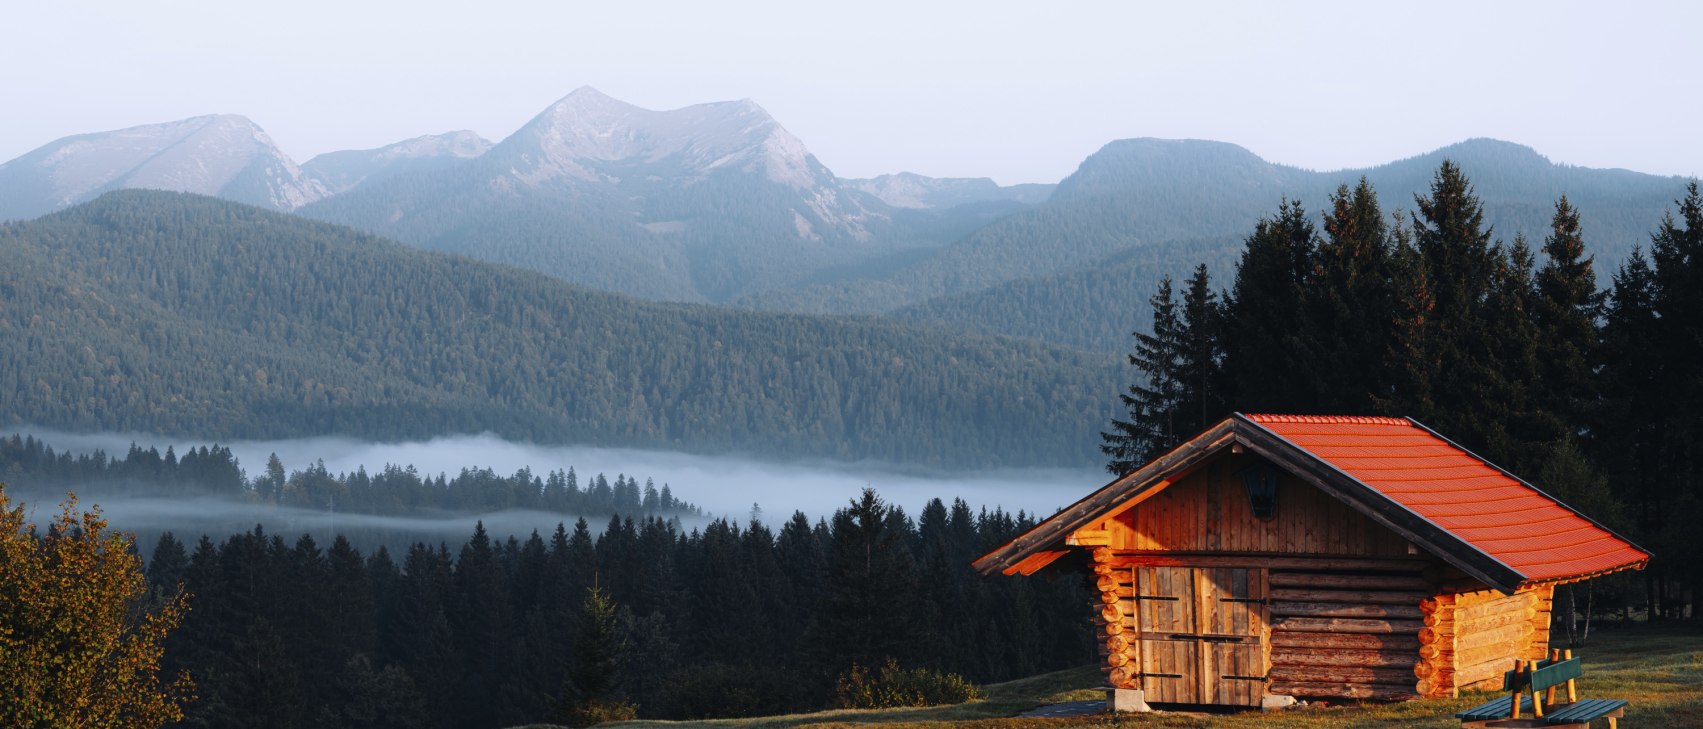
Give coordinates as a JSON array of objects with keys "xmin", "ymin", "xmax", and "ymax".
[{"xmin": 6, "ymin": 428, "xmax": 1097, "ymax": 556}]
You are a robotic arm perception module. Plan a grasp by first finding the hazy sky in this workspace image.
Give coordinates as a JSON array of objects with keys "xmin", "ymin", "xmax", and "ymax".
[{"xmin": 4, "ymin": 1, "xmax": 1697, "ymax": 185}]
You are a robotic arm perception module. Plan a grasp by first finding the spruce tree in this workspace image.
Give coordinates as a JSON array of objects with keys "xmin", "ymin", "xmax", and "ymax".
[
  {"xmin": 1178, "ymin": 264, "xmax": 1226, "ymax": 434},
  {"xmin": 147, "ymin": 532, "xmax": 189, "ymax": 591},
  {"xmin": 1222, "ymin": 199, "xmax": 1317, "ymax": 412},
  {"xmin": 1481, "ymin": 235, "xmax": 1544, "ymax": 468},
  {"xmin": 1534, "ymin": 196, "xmax": 1603, "ymax": 437},
  {"xmin": 558, "ymin": 582, "xmax": 633, "ymax": 725},
  {"xmin": 1640, "ymin": 183, "xmax": 1703, "ymax": 619},
  {"xmin": 1384, "ymin": 210, "xmax": 1435, "ymax": 415},
  {"xmin": 1404, "ymin": 161, "xmax": 1506, "ymax": 454},
  {"xmin": 1596, "ymin": 248, "xmax": 1662, "ymax": 614},
  {"xmin": 1648, "ymin": 183, "xmax": 1703, "ymax": 487},
  {"xmin": 1102, "ymin": 275, "xmax": 1184, "ymax": 474},
  {"xmin": 1306, "ymin": 179, "xmax": 1397, "ymax": 413},
  {"xmin": 815, "ymin": 488, "xmax": 919, "ymax": 675}
]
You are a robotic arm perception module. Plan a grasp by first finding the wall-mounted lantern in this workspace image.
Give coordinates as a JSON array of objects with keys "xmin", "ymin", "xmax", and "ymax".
[{"xmin": 1237, "ymin": 465, "xmax": 1280, "ymax": 519}]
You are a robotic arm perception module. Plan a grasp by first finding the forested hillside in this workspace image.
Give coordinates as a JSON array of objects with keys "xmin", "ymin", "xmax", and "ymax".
[
  {"xmin": 889, "ymin": 235, "xmax": 1244, "ymax": 352},
  {"xmin": 749, "ymin": 139, "xmax": 1688, "ymax": 343},
  {"xmin": 0, "ymin": 191, "xmax": 1118, "ymax": 467}
]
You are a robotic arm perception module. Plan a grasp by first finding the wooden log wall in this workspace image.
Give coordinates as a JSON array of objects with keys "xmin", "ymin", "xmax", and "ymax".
[
  {"xmin": 1090, "ymin": 547, "xmax": 1142, "ymax": 689},
  {"xmin": 1412, "ymin": 584, "xmax": 1555, "ymax": 697},
  {"xmin": 1088, "ymin": 553, "xmax": 1555, "ymax": 703},
  {"xmin": 1266, "ymin": 566, "xmax": 1427, "ymax": 702}
]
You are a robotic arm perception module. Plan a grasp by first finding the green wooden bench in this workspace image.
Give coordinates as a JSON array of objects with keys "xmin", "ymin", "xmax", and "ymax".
[{"xmin": 1456, "ymin": 651, "xmax": 1627, "ymax": 729}]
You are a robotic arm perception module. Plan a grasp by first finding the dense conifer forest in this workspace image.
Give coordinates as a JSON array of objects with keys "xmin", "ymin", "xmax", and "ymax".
[
  {"xmin": 1104, "ymin": 164, "xmax": 1703, "ymax": 623},
  {"xmin": 130, "ymin": 489, "xmax": 1088, "ymax": 728},
  {"xmin": 0, "ymin": 191, "xmax": 1118, "ymax": 468},
  {"xmin": 0, "ymin": 434, "xmax": 699, "ymax": 519}
]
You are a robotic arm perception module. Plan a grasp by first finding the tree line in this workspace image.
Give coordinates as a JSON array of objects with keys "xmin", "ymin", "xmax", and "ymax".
[
  {"xmin": 0, "ymin": 190, "xmax": 1119, "ymax": 469},
  {"xmin": 0, "ymin": 434, "xmax": 698, "ymax": 519},
  {"xmin": 1104, "ymin": 162, "xmax": 1702, "ymax": 621},
  {"xmin": 133, "ymin": 489, "xmax": 1087, "ymax": 728}
]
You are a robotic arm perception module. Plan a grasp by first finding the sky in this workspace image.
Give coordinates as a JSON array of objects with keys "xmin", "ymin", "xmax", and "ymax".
[{"xmin": 3, "ymin": 1, "xmax": 1698, "ymax": 185}]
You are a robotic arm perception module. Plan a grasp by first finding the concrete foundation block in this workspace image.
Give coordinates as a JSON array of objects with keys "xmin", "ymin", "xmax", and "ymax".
[
  {"xmin": 1262, "ymin": 693, "xmax": 1299, "ymax": 711},
  {"xmin": 1107, "ymin": 687, "xmax": 1151, "ymax": 713}
]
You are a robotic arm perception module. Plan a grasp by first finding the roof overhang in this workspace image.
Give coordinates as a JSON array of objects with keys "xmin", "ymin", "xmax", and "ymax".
[{"xmin": 974, "ymin": 414, "xmax": 1563, "ymax": 594}]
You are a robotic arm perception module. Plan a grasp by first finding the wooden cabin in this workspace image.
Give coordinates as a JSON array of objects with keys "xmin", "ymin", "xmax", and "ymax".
[{"xmin": 974, "ymin": 414, "xmax": 1649, "ymax": 710}]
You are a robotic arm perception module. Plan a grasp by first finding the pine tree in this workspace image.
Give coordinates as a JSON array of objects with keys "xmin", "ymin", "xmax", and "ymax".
[
  {"xmin": 1178, "ymin": 264, "xmax": 1226, "ymax": 434},
  {"xmin": 1534, "ymin": 196, "xmax": 1604, "ymax": 437},
  {"xmin": 260, "ymin": 453, "xmax": 286, "ymax": 503},
  {"xmin": 1384, "ymin": 210, "xmax": 1435, "ymax": 415},
  {"xmin": 1648, "ymin": 184, "xmax": 1703, "ymax": 484},
  {"xmin": 1306, "ymin": 179, "xmax": 1397, "ymax": 412},
  {"xmin": 1102, "ymin": 276, "xmax": 1184, "ymax": 474},
  {"xmin": 1595, "ymin": 248, "xmax": 1662, "ymax": 609},
  {"xmin": 1482, "ymin": 235, "xmax": 1545, "ymax": 468},
  {"xmin": 558, "ymin": 582, "xmax": 634, "ymax": 725},
  {"xmin": 1640, "ymin": 183, "xmax": 1703, "ymax": 619},
  {"xmin": 147, "ymin": 532, "xmax": 189, "ymax": 591},
  {"xmin": 1403, "ymin": 161, "xmax": 1507, "ymax": 455},
  {"xmin": 1222, "ymin": 199, "xmax": 1317, "ymax": 412},
  {"xmin": 815, "ymin": 489, "xmax": 919, "ymax": 675},
  {"xmin": 451, "ymin": 522, "xmax": 512, "ymax": 729}
]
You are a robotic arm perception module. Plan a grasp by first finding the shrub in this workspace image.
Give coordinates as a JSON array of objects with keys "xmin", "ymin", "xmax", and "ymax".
[
  {"xmin": 833, "ymin": 660, "xmax": 983, "ymax": 709},
  {"xmin": 557, "ymin": 698, "xmax": 637, "ymax": 727}
]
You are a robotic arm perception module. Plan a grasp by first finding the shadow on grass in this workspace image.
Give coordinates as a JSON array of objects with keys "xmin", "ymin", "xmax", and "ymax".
[{"xmin": 521, "ymin": 622, "xmax": 1703, "ymax": 728}]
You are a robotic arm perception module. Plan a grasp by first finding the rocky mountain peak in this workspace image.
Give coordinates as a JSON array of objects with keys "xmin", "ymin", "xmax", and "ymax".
[
  {"xmin": 0, "ymin": 114, "xmax": 326, "ymax": 219},
  {"xmin": 490, "ymin": 88, "xmax": 821, "ymax": 190},
  {"xmin": 301, "ymin": 131, "xmax": 494, "ymax": 195}
]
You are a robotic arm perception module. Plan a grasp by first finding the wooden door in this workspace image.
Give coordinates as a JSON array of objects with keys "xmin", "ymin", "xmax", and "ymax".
[{"xmin": 1132, "ymin": 566, "xmax": 1269, "ymax": 706}]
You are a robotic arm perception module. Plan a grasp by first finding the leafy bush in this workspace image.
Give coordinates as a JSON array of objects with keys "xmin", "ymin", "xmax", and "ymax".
[
  {"xmin": 833, "ymin": 660, "xmax": 984, "ymax": 709},
  {"xmin": 557, "ymin": 698, "xmax": 637, "ymax": 727}
]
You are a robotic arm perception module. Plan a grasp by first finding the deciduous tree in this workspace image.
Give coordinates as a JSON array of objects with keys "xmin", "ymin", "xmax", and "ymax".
[{"xmin": 0, "ymin": 485, "xmax": 193, "ymax": 728}]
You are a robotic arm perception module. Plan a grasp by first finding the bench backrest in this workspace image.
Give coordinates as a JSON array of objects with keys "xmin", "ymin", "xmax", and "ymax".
[
  {"xmin": 1530, "ymin": 657, "xmax": 1582, "ymax": 692},
  {"xmin": 1501, "ymin": 657, "xmax": 1581, "ymax": 692}
]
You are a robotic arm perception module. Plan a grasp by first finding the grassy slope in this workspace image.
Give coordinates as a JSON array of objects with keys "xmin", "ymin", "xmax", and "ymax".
[{"xmin": 518, "ymin": 623, "xmax": 1702, "ymax": 728}]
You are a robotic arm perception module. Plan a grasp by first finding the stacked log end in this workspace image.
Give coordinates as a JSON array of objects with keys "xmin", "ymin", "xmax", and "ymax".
[
  {"xmin": 1448, "ymin": 588, "xmax": 1546, "ymax": 691},
  {"xmin": 1089, "ymin": 548, "xmax": 1139, "ymax": 689},
  {"xmin": 1415, "ymin": 594, "xmax": 1456, "ymax": 698}
]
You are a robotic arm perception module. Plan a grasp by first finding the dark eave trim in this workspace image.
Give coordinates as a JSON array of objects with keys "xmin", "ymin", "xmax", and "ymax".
[
  {"xmin": 970, "ymin": 418, "xmax": 1237, "ymax": 575},
  {"xmin": 1234, "ymin": 414, "xmax": 1527, "ymax": 593}
]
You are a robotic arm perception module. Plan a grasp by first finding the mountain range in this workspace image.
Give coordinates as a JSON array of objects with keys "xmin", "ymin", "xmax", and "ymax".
[{"xmin": 3, "ymin": 89, "xmax": 1694, "ymax": 357}]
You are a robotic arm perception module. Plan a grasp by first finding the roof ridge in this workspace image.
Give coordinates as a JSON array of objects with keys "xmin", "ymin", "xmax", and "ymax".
[{"xmin": 1242, "ymin": 413, "xmax": 1411, "ymax": 426}]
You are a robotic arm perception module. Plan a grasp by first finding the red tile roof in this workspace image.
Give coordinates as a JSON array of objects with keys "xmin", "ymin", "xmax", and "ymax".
[{"xmin": 1244, "ymin": 414, "xmax": 1649, "ymax": 585}]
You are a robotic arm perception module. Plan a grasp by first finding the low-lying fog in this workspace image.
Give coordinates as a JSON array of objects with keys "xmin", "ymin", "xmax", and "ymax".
[{"xmin": 13, "ymin": 429, "xmax": 1104, "ymax": 556}]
